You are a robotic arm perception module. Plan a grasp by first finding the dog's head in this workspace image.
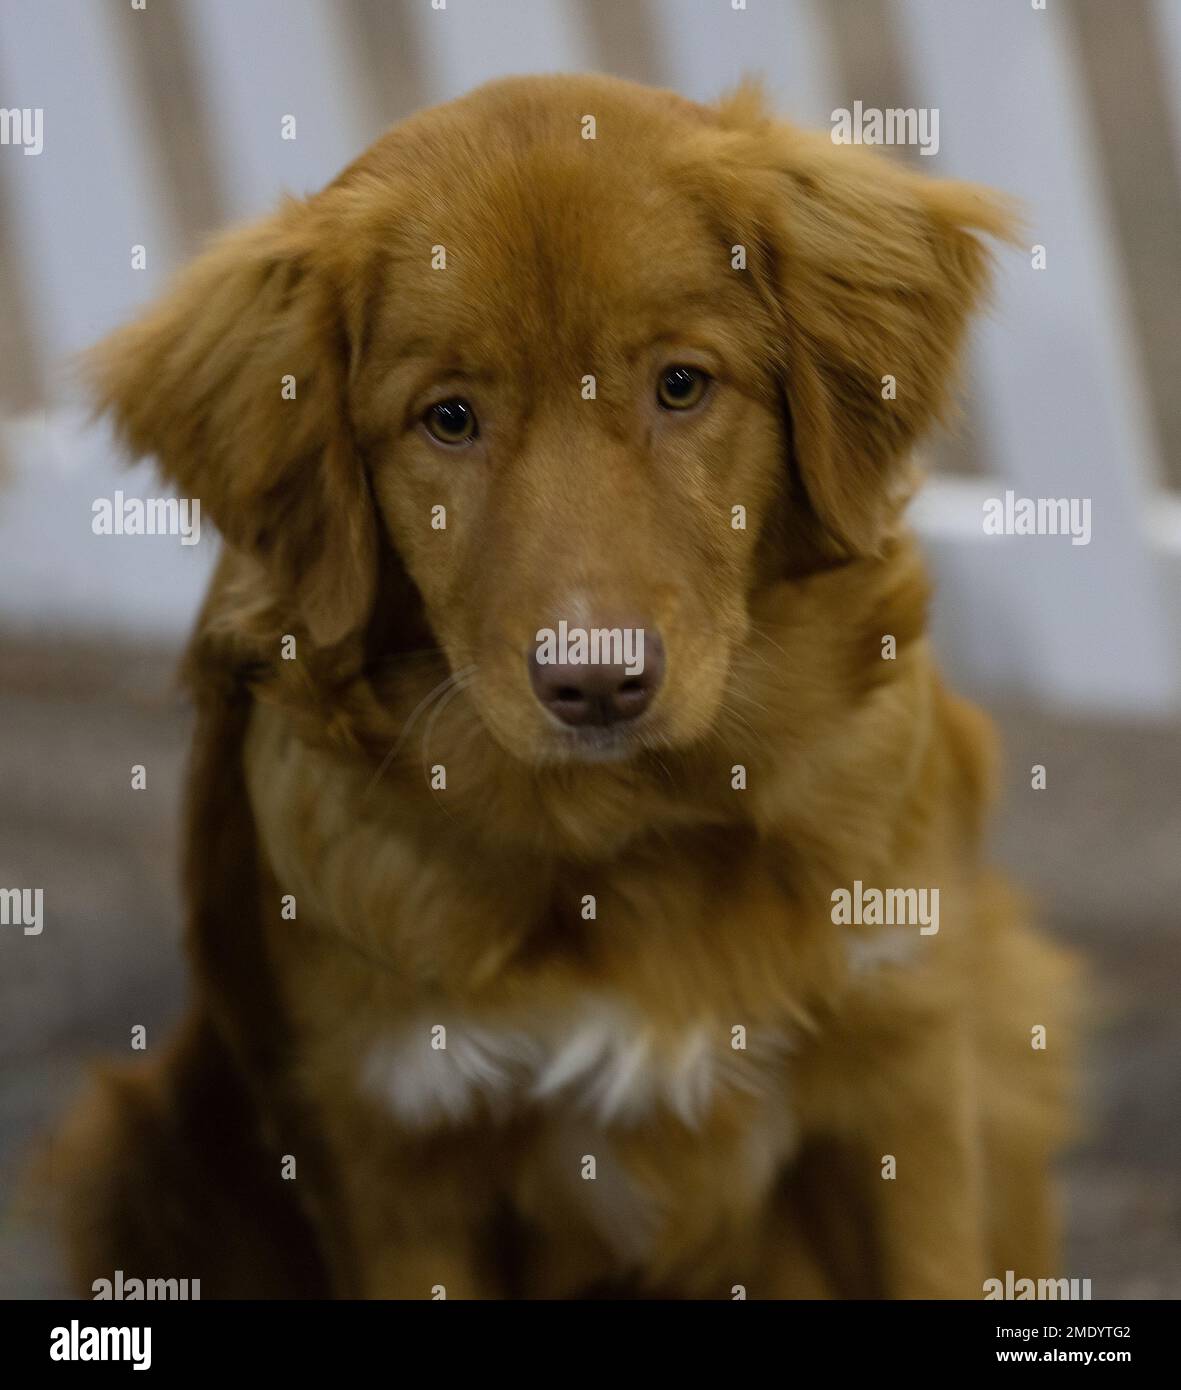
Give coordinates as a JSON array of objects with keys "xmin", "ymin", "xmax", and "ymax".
[{"xmin": 91, "ymin": 75, "xmax": 1009, "ymax": 769}]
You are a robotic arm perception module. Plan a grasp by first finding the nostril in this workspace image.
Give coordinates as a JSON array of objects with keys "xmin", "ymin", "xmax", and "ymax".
[
  {"xmin": 613, "ymin": 676, "xmax": 649, "ymax": 707},
  {"xmin": 609, "ymin": 671, "xmax": 656, "ymax": 721}
]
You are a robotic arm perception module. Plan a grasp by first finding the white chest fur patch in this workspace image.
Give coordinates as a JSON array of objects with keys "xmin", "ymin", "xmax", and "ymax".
[
  {"xmin": 843, "ymin": 926, "xmax": 926, "ymax": 975},
  {"xmin": 360, "ymin": 999, "xmax": 790, "ymax": 1132}
]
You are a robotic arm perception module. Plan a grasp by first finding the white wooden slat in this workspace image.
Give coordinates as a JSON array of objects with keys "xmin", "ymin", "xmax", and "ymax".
[
  {"xmin": 176, "ymin": 0, "xmax": 372, "ymax": 220},
  {"xmin": 896, "ymin": 0, "xmax": 1176, "ymax": 713},
  {"xmin": 912, "ymin": 477, "xmax": 1073, "ymax": 700},
  {"xmin": 0, "ymin": 0, "xmax": 176, "ymax": 381},
  {"xmin": 651, "ymin": 0, "xmax": 837, "ymax": 125},
  {"xmin": 0, "ymin": 410, "xmax": 217, "ymax": 640},
  {"xmin": 400, "ymin": 0, "xmax": 588, "ymax": 104},
  {"xmin": 916, "ymin": 479, "xmax": 1181, "ymax": 711},
  {"xmin": 0, "ymin": 4, "xmax": 208, "ymax": 642}
]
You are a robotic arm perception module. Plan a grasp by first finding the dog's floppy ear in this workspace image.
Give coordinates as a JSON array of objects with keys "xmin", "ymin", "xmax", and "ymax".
[
  {"xmin": 718, "ymin": 96, "xmax": 1014, "ymax": 557},
  {"xmin": 87, "ymin": 199, "xmax": 376, "ymax": 647}
]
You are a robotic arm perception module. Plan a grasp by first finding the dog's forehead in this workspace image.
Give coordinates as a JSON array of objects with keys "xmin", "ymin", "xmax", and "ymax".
[{"xmin": 352, "ymin": 83, "xmax": 746, "ymax": 368}]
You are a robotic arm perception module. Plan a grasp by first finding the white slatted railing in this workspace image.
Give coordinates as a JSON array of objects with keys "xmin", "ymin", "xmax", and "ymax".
[{"xmin": 1, "ymin": 0, "xmax": 1178, "ymax": 712}]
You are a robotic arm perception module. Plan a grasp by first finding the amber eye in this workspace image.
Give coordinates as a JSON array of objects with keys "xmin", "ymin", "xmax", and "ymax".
[
  {"xmin": 656, "ymin": 365, "xmax": 710, "ymax": 411},
  {"xmin": 423, "ymin": 398, "xmax": 478, "ymax": 445}
]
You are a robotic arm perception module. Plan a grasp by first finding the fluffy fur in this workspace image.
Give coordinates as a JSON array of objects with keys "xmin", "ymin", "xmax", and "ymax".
[{"xmin": 50, "ymin": 75, "xmax": 1077, "ymax": 1299}]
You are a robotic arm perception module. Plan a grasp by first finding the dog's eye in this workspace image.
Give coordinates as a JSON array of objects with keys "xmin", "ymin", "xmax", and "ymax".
[
  {"xmin": 423, "ymin": 398, "xmax": 478, "ymax": 445},
  {"xmin": 656, "ymin": 366, "xmax": 710, "ymax": 411}
]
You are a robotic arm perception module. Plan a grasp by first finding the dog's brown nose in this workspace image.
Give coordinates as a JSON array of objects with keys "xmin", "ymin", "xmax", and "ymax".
[{"xmin": 529, "ymin": 626, "xmax": 664, "ymax": 727}]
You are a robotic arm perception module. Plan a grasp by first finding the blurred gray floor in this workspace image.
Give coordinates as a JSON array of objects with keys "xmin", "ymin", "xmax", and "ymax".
[{"xmin": 1, "ymin": 632, "xmax": 1178, "ymax": 1298}]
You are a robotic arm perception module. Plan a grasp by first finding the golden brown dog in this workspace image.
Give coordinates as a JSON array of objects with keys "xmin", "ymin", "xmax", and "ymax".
[{"xmin": 53, "ymin": 74, "xmax": 1077, "ymax": 1299}]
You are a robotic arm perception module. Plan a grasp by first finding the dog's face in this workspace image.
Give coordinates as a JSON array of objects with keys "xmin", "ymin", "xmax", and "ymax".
[
  {"xmin": 350, "ymin": 87, "xmax": 789, "ymax": 763},
  {"xmin": 92, "ymin": 75, "xmax": 1007, "ymax": 769}
]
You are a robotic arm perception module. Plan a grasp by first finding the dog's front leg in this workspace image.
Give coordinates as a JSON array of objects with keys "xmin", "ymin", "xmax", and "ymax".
[
  {"xmin": 313, "ymin": 1115, "xmax": 502, "ymax": 1300},
  {"xmin": 858, "ymin": 1025, "xmax": 988, "ymax": 1299}
]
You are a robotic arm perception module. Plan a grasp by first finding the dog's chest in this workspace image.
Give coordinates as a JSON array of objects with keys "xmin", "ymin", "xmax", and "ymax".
[
  {"xmin": 359, "ymin": 995, "xmax": 792, "ymax": 1132},
  {"xmin": 359, "ymin": 996, "xmax": 798, "ymax": 1264}
]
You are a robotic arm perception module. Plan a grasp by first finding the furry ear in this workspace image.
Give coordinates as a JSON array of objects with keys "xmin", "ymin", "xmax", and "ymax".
[
  {"xmin": 87, "ymin": 200, "xmax": 376, "ymax": 647},
  {"xmin": 719, "ymin": 100, "xmax": 1015, "ymax": 557}
]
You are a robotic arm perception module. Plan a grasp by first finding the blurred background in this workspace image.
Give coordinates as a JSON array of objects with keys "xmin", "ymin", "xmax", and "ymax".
[{"xmin": 1, "ymin": 0, "xmax": 1179, "ymax": 1297}]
